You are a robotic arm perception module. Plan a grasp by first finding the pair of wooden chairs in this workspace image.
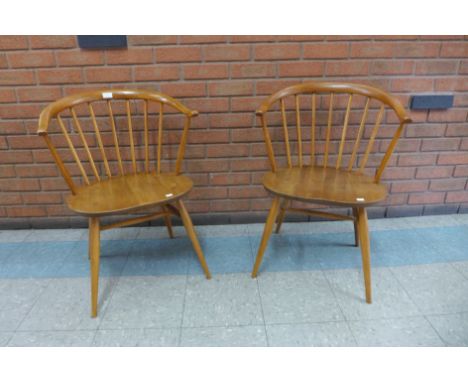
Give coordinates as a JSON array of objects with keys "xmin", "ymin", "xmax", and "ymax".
[{"xmin": 37, "ymin": 83, "xmax": 411, "ymax": 317}]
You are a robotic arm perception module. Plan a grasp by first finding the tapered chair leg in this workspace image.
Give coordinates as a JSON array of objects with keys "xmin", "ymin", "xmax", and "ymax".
[
  {"xmin": 352, "ymin": 207, "xmax": 359, "ymax": 247},
  {"xmin": 275, "ymin": 199, "xmax": 289, "ymax": 234},
  {"xmin": 252, "ymin": 196, "xmax": 281, "ymax": 278},
  {"xmin": 89, "ymin": 217, "xmax": 100, "ymax": 318},
  {"xmin": 162, "ymin": 205, "xmax": 174, "ymax": 239},
  {"xmin": 176, "ymin": 199, "xmax": 211, "ymax": 279},
  {"xmin": 356, "ymin": 207, "xmax": 372, "ymax": 304}
]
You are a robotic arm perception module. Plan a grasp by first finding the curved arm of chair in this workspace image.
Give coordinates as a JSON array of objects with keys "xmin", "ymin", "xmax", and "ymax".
[
  {"xmin": 37, "ymin": 89, "xmax": 199, "ymax": 135},
  {"xmin": 256, "ymin": 81, "xmax": 412, "ymax": 124}
]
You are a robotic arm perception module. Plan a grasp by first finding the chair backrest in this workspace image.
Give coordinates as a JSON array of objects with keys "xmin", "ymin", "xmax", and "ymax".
[
  {"xmin": 38, "ymin": 89, "xmax": 198, "ymax": 194},
  {"xmin": 256, "ymin": 82, "xmax": 412, "ymax": 182}
]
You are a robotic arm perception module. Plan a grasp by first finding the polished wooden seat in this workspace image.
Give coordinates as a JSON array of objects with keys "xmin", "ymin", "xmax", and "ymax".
[
  {"xmin": 263, "ymin": 166, "xmax": 387, "ymax": 207},
  {"xmin": 251, "ymin": 82, "xmax": 412, "ymax": 304},
  {"xmin": 37, "ymin": 89, "xmax": 211, "ymax": 317},
  {"xmin": 67, "ymin": 172, "xmax": 193, "ymax": 216}
]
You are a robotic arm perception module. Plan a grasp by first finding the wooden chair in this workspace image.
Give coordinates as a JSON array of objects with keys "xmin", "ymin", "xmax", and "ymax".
[
  {"xmin": 37, "ymin": 89, "xmax": 211, "ymax": 317},
  {"xmin": 251, "ymin": 82, "xmax": 412, "ymax": 303}
]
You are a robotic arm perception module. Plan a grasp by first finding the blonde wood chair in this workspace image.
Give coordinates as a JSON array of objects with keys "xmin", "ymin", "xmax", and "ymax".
[
  {"xmin": 251, "ymin": 82, "xmax": 412, "ymax": 303},
  {"xmin": 37, "ymin": 89, "xmax": 211, "ymax": 317}
]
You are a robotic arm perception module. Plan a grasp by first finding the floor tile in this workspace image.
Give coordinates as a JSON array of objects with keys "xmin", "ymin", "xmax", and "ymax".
[
  {"xmin": 0, "ymin": 230, "xmax": 31, "ymax": 243},
  {"xmin": 187, "ymin": 236, "xmax": 253, "ymax": 275},
  {"xmin": 390, "ymin": 263, "xmax": 468, "ymax": 315},
  {"xmin": 24, "ymin": 229, "xmax": 87, "ymax": 242},
  {"xmin": 122, "ymin": 238, "xmax": 189, "ymax": 277},
  {"xmin": 348, "ymin": 317, "xmax": 444, "ymax": 346},
  {"xmin": 180, "ymin": 325, "xmax": 267, "ymax": 347},
  {"xmin": 100, "ymin": 275, "xmax": 186, "ymax": 329},
  {"xmin": 247, "ymin": 220, "xmax": 353, "ymax": 236},
  {"xmin": 452, "ymin": 214, "xmax": 468, "ymax": 225},
  {"xmin": 18, "ymin": 277, "xmax": 117, "ymax": 331},
  {"xmin": 0, "ymin": 241, "xmax": 78, "ymax": 278},
  {"xmin": 450, "ymin": 261, "xmax": 468, "ymax": 280},
  {"xmin": 195, "ymin": 224, "xmax": 249, "ymax": 238},
  {"xmin": 137, "ymin": 226, "xmax": 185, "ymax": 240},
  {"xmin": 0, "ymin": 278, "xmax": 50, "ymax": 331},
  {"xmin": 426, "ymin": 312, "xmax": 468, "ymax": 346},
  {"xmin": 266, "ymin": 322, "xmax": 356, "ymax": 346},
  {"xmin": 324, "ymin": 268, "xmax": 420, "ymax": 320},
  {"xmin": 93, "ymin": 328, "xmax": 180, "ymax": 346},
  {"xmin": 258, "ymin": 270, "xmax": 344, "ymax": 324},
  {"xmin": 183, "ymin": 274, "xmax": 263, "ymax": 327},
  {"xmin": 0, "ymin": 332, "xmax": 14, "ymax": 346},
  {"xmin": 8, "ymin": 330, "xmax": 95, "ymax": 346},
  {"xmin": 100, "ymin": 227, "xmax": 140, "ymax": 241}
]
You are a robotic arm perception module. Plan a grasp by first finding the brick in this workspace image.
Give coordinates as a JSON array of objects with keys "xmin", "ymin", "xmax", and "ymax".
[
  {"xmin": 204, "ymin": 45, "xmax": 250, "ymax": 61},
  {"xmin": 326, "ymin": 61, "xmax": 369, "ymax": 76},
  {"xmin": 188, "ymin": 130, "xmax": 229, "ymax": 144},
  {"xmin": 438, "ymin": 153, "xmax": 468, "ymax": 165},
  {"xmin": 0, "ymin": 178, "xmax": 40, "ymax": 191},
  {"xmin": 454, "ymin": 165, "xmax": 468, "ymax": 177},
  {"xmin": 231, "ymin": 158, "xmax": 270, "ymax": 172},
  {"xmin": 416, "ymin": 166, "xmax": 454, "ymax": 179},
  {"xmin": 397, "ymin": 153, "xmax": 437, "ymax": 166},
  {"xmin": 7, "ymin": 206, "xmax": 47, "ymax": 217},
  {"xmin": 38, "ymin": 68, "xmax": 83, "ymax": 84},
  {"xmin": 434, "ymin": 77, "xmax": 468, "ymax": 92},
  {"xmin": 0, "ymin": 70, "xmax": 35, "ymax": 85},
  {"xmin": 231, "ymin": 63, "xmax": 276, "ymax": 78},
  {"xmin": 392, "ymin": 180, "xmax": 429, "ymax": 193},
  {"xmin": 22, "ymin": 193, "xmax": 63, "ymax": 205},
  {"xmin": 405, "ymin": 124, "xmax": 445, "ymax": 138},
  {"xmin": 15, "ymin": 164, "xmax": 58, "ymax": 177},
  {"xmin": 430, "ymin": 178, "xmax": 466, "ymax": 191},
  {"xmin": 446, "ymin": 124, "xmax": 468, "ymax": 137},
  {"xmin": 446, "ymin": 191, "xmax": 468, "ymax": 203},
  {"xmin": 106, "ymin": 48, "xmax": 153, "ymax": 64},
  {"xmin": 440, "ymin": 42, "xmax": 468, "ymax": 57},
  {"xmin": 183, "ymin": 98, "xmax": 230, "ymax": 113},
  {"xmin": 180, "ymin": 36, "xmax": 228, "ymax": 44},
  {"xmin": 0, "ymin": 35, "xmax": 28, "ymax": 50},
  {"xmin": 391, "ymin": 78, "xmax": 433, "ymax": 92},
  {"xmin": 230, "ymin": 97, "xmax": 264, "ymax": 112},
  {"xmin": 350, "ymin": 42, "xmax": 393, "ymax": 58},
  {"xmin": 127, "ymin": 36, "xmax": 178, "ymax": 45},
  {"xmin": 17, "ymin": 87, "xmax": 62, "ymax": 102},
  {"xmin": 30, "ymin": 36, "xmax": 76, "ymax": 49},
  {"xmin": 186, "ymin": 159, "xmax": 229, "ymax": 173},
  {"xmin": 210, "ymin": 199, "xmax": 250, "ymax": 212},
  {"xmin": 379, "ymin": 167, "xmax": 415, "ymax": 180},
  {"xmin": 85, "ymin": 67, "xmax": 132, "ymax": 83},
  {"xmin": 0, "ymin": 121, "xmax": 25, "ymax": 135},
  {"xmin": 160, "ymin": 82, "xmax": 206, "ymax": 97},
  {"xmin": 229, "ymin": 186, "xmax": 267, "ymax": 199},
  {"xmin": 393, "ymin": 42, "xmax": 440, "ymax": 58},
  {"xmin": 408, "ymin": 192, "xmax": 445, "ymax": 204},
  {"xmin": 460, "ymin": 60, "xmax": 468, "ymax": 74},
  {"xmin": 156, "ymin": 46, "xmax": 201, "ymax": 63},
  {"xmin": 0, "ymin": 104, "xmax": 44, "ymax": 119},
  {"xmin": 189, "ymin": 187, "xmax": 227, "ymax": 200},
  {"xmin": 303, "ymin": 43, "xmax": 348, "ymax": 58},
  {"xmin": 183, "ymin": 64, "xmax": 228, "ymax": 80},
  {"xmin": 1, "ymin": 194, "xmax": 22, "ymax": 204},
  {"xmin": 0, "ymin": 165, "xmax": 15, "ymax": 177},
  {"xmin": 0, "ymin": 89, "xmax": 16, "ymax": 102},
  {"xmin": 421, "ymin": 138, "xmax": 460, "ymax": 151},
  {"xmin": 428, "ymin": 109, "xmax": 467, "ymax": 123},
  {"xmin": 0, "ymin": 53, "xmax": 7, "ymax": 68},
  {"xmin": 230, "ymin": 36, "xmax": 276, "ymax": 43},
  {"xmin": 461, "ymin": 138, "xmax": 468, "ymax": 150},
  {"xmin": 206, "ymin": 143, "xmax": 250, "ymax": 158},
  {"xmin": 0, "ymin": 136, "xmax": 6, "ymax": 149},
  {"xmin": 415, "ymin": 60, "xmax": 458, "ymax": 75},
  {"xmin": 255, "ymin": 44, "xmax": 301, "ymax": 60},
  {"xmin": 208, "ymin": 81, "xmax": 253, "ymax": 96},
  {"xmin": 256, "ymin": 80, "xmax": 298, "ymax": 95},
  {"xmin": 278, "ymin": 62, "xmax": 324, "ymax": 77},
  {"xmin": 56, "ymin": 50, "xmax": 105, "ymax": 66},
  {"xmin": 371, "ymin": 60, "xmax": 414, "ymax": 75},
  {"xmin": 134, "ymin": 66, "xmax": 179, "ymax": 81},
  {"xmin": 8, "ymin": 51, "xmax": 55, "ymax": 68},
  {"xmin": 210, "ymin": 113, "xmax": 253, "ymax": 128},
  {"xmin": 209, "ymin": 173, "xmax": 250, "ymax": 186}
]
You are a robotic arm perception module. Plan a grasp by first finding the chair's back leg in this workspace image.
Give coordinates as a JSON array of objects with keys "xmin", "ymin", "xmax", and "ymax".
[
  {"xmin": 162, "ymin": 205, "xmax": 174, "ymax": 239},
  {"xmin": 352, "ymin": 207, "xmax": 359, "ymax": 247},
  {"xmin": 275, "ymin": 198, "xmax": 290, "ymax": 234},
  {"xmin": 89, "ymin": 217, "xmax": 101, "ymax": 318}
]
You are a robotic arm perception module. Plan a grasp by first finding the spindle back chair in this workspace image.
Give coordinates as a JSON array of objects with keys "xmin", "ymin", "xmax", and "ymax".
[
  {"xmin": 251, "ymin": 82, "xmax": 412, "ymax": 303},
  {"xmin": 38, "ymin": 89, "xmax": 211, "ymax": 317}
]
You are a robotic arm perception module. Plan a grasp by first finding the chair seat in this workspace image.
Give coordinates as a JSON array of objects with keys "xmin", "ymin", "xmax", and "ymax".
[
  {"xmin": 66, "ymin": 172, "xmax": 193, "ymax": 216},
  {"xmin": 262, "ymin": 166, "xmax": 387, "ymax": 207}
]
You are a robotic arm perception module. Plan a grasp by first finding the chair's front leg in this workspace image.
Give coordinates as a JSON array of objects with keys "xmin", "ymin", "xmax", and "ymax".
[
  {"xmin": 275, "ymin": 198, "xmax": 289, "ymax": 234},
  {"xmin": 89, "ymin": 216, "xmax": 100, "ymax": 317},
  {"xmin": 252, "ymin": 196, "xmax": 281, "ymax": 278},
  {"xmin": 176, "ymin": 199, "xmax": 211, "ymax": 279},
  {"xmin": 356, "ymin": 207, "xmax": 372, "ymax": 304}
]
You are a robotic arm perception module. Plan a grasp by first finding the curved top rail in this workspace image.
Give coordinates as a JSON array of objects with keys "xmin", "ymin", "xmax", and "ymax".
[
  {"xmin": 38, "ymin": 88, "xmax": 199, "ymax": 135},
  {"xmin": 256, "ymin": 81, "xmax": 412, "ymax": 124}
]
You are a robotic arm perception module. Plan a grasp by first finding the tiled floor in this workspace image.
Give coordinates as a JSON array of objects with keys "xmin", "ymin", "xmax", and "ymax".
[{"xmin": 0, "ymin": 214, "xmax": 467, "ymax": 347}]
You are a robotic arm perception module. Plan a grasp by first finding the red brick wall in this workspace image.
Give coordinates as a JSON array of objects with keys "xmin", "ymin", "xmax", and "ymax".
[{"xmin": 0, "ymin": 35, "xmax": 467, "ymax": 228}]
